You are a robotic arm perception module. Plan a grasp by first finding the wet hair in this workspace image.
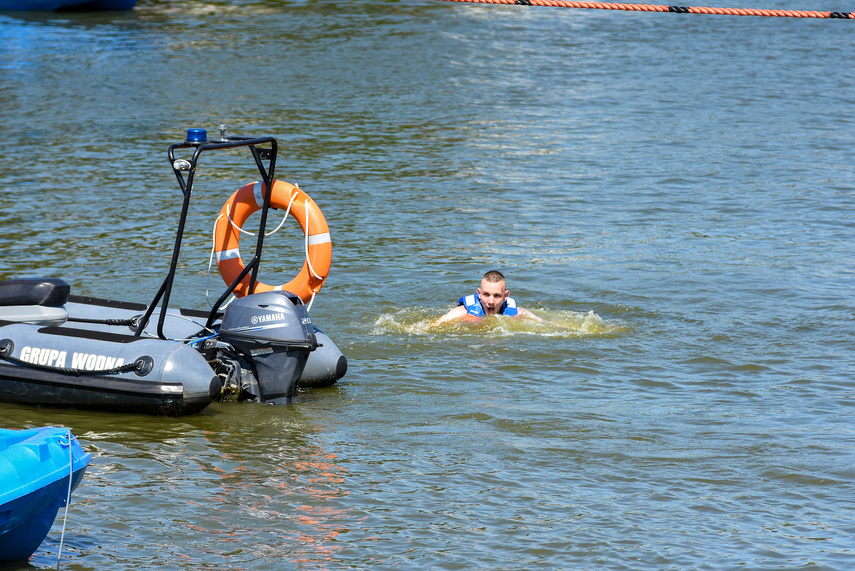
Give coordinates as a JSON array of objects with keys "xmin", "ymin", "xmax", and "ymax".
[{"xmin": 482, "ymin": 270, "xmax": 505, "ymax": 283}]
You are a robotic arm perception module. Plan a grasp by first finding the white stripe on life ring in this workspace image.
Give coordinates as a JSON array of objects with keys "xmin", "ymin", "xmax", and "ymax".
[
  {"xmin": 308, "ymin": 232, "xmax": 331, "ymax": 245},
  {"xmin": 215, "ymin": 248, "xmax": 242, "ymax": 262},
  {"xmin": 253, "ymin": 181, "xmax": 264, "ymax": 208}
]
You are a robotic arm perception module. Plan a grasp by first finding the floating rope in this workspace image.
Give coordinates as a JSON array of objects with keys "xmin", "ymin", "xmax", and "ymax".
[{"xmin": 434, "ymin": 0, "xmax": 853, "ymax": 19}]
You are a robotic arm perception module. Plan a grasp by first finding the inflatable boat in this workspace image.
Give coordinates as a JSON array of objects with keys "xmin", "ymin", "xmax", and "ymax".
[
  {"xmin": 0, "ymin": 427, "xmax": 91, "ymax": 561},
  {"xmin": 0, "ymin": 128, "xmax": 347, "ymax": 416}
]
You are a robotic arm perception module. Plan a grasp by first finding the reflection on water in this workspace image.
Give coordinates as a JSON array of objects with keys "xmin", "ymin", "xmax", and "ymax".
[{"xmin": 16, "ymin": 403, "xmax": 363, "ymax": 569}]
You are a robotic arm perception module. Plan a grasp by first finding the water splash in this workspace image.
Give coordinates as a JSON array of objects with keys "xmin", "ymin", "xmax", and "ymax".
[{"xmin": 370, "ymin": 308, "xmax": 627, "ymax": 338}]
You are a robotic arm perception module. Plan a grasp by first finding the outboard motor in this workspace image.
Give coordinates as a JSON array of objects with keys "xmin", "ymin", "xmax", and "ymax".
[{"xmin": 218, "ymin": 291, "xmax": 318, "ymax": 404}]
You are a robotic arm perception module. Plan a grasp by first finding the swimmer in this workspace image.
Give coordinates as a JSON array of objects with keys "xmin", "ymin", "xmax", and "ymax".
[{"xmin": 433, "ymin": 270, "xmax": 543, "ymax": 326}]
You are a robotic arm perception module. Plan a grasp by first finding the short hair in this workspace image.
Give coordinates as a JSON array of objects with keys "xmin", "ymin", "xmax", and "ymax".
[{"xmin": 482, "ymin": 270, "xmax": 505, "ymax": 283}]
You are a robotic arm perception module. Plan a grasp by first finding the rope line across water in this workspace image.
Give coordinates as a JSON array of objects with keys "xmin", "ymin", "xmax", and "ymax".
[{"xmin": 434, "ymin": 0, "xmax": 853, "ymax": 19}]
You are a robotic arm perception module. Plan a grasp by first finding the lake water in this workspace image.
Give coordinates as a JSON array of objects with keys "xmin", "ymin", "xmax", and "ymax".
[{"xmin": 1, "ymin": 0, "xmax": 853, "ymax": 569}]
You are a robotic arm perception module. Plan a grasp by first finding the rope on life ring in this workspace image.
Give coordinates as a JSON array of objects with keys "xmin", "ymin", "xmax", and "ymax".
[{"xmin": 213, "ymin": 180, "xmax": 332, "ymax": 304}]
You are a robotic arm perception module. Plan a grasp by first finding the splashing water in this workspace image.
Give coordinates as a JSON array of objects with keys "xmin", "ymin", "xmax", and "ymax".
[{"xmin": 370, "ymin": 308, "xmax": 627, "ymax": 338}]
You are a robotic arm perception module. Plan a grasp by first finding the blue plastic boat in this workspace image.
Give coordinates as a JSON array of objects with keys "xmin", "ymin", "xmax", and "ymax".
[
  {"xmin": 0, "ymin": 0, "xmax": 135, "ymax": 10},
  {"xmin": 0, "ymin": 427, "xmax": 91, "ymax": 561}
]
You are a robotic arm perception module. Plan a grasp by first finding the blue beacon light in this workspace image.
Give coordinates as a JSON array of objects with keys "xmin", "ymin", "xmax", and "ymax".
[{"xmin": 185, "ymin": 128, "xmax": 208, "ymax": 144}]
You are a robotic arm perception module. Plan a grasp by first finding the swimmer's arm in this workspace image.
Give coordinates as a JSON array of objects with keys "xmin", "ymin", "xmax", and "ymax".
[
  {"xmin": 516, "ymin": 307, "xmax": 544, "ymax": 322},
  {"xmin": 432, "ymin": 305, "xmax": 468, "ymax": 327}
]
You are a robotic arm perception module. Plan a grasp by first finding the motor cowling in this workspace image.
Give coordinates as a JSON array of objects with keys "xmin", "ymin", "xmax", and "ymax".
[{"xmin": 218, "ymin": 291, "xmax": 318, "ymax": 403}]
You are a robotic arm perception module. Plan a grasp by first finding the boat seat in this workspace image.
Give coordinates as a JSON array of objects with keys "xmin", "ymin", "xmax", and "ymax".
[{"xmin": 0, "ymin": 278, "xmax": 70, "ymax": 307}]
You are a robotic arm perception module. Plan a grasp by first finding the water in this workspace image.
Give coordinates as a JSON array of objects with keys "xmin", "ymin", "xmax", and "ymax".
[{"xmin": 1, "ymin": 0, "xmax": 854, "ymax": 568}]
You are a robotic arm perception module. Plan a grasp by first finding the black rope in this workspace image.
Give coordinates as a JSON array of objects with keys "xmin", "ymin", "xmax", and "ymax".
[
  {"xmin": 68, "ymin": 316, "xmax": 138, "ymax": 327},
  {"xmin": 0, "ymin": 349, "xmax": 146, "ymax": 376}
]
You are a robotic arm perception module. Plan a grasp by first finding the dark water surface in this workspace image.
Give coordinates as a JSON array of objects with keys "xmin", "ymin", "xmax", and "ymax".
[{"xmin": 1, "ymin": 1, "xmax": 854, "ymax": 569}]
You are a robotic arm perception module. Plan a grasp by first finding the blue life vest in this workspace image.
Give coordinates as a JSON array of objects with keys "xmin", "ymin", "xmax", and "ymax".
[{"xmin": 458, "ymin": 293, "xmax": 518, "ymax": 317}]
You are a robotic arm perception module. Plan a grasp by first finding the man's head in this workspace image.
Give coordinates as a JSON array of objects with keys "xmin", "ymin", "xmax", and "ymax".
[{"xmin": 477, "ymin": 270, "xmax": 509, "ymax": 315}]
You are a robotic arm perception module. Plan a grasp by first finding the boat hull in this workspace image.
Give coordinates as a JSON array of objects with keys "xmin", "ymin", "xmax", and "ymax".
[
  {"xmin": 299, "ymin": 328, "xmax": 348, "ymax": 388},
  {"xmin": 0, "ymin": 363, "xmax": 217, "ymax": 416},
  {"xmin": 0, "ymin": 427, "xmax": 91, "ymax": 561},
  {"xmin": 0, "ymin": 284, "xmax": 346, "ymax": 415},
  {"xmin": 0, "ymin": 0, "xmax": 135, "ymax": 10},
  {"xmin": 0, "ymin": 320, "xmax": 220, "ymax": 416}
]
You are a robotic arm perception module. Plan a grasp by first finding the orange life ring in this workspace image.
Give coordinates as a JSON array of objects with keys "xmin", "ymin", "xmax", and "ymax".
[{"xmin": 213, "ymin": 180, "xmax": 331, "ymax": 303}]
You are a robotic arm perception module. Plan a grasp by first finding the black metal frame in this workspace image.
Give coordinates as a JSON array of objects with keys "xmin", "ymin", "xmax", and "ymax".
[{"xmin": 133, "ymin": 133, "xmax": 279, "ymax": 339}]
